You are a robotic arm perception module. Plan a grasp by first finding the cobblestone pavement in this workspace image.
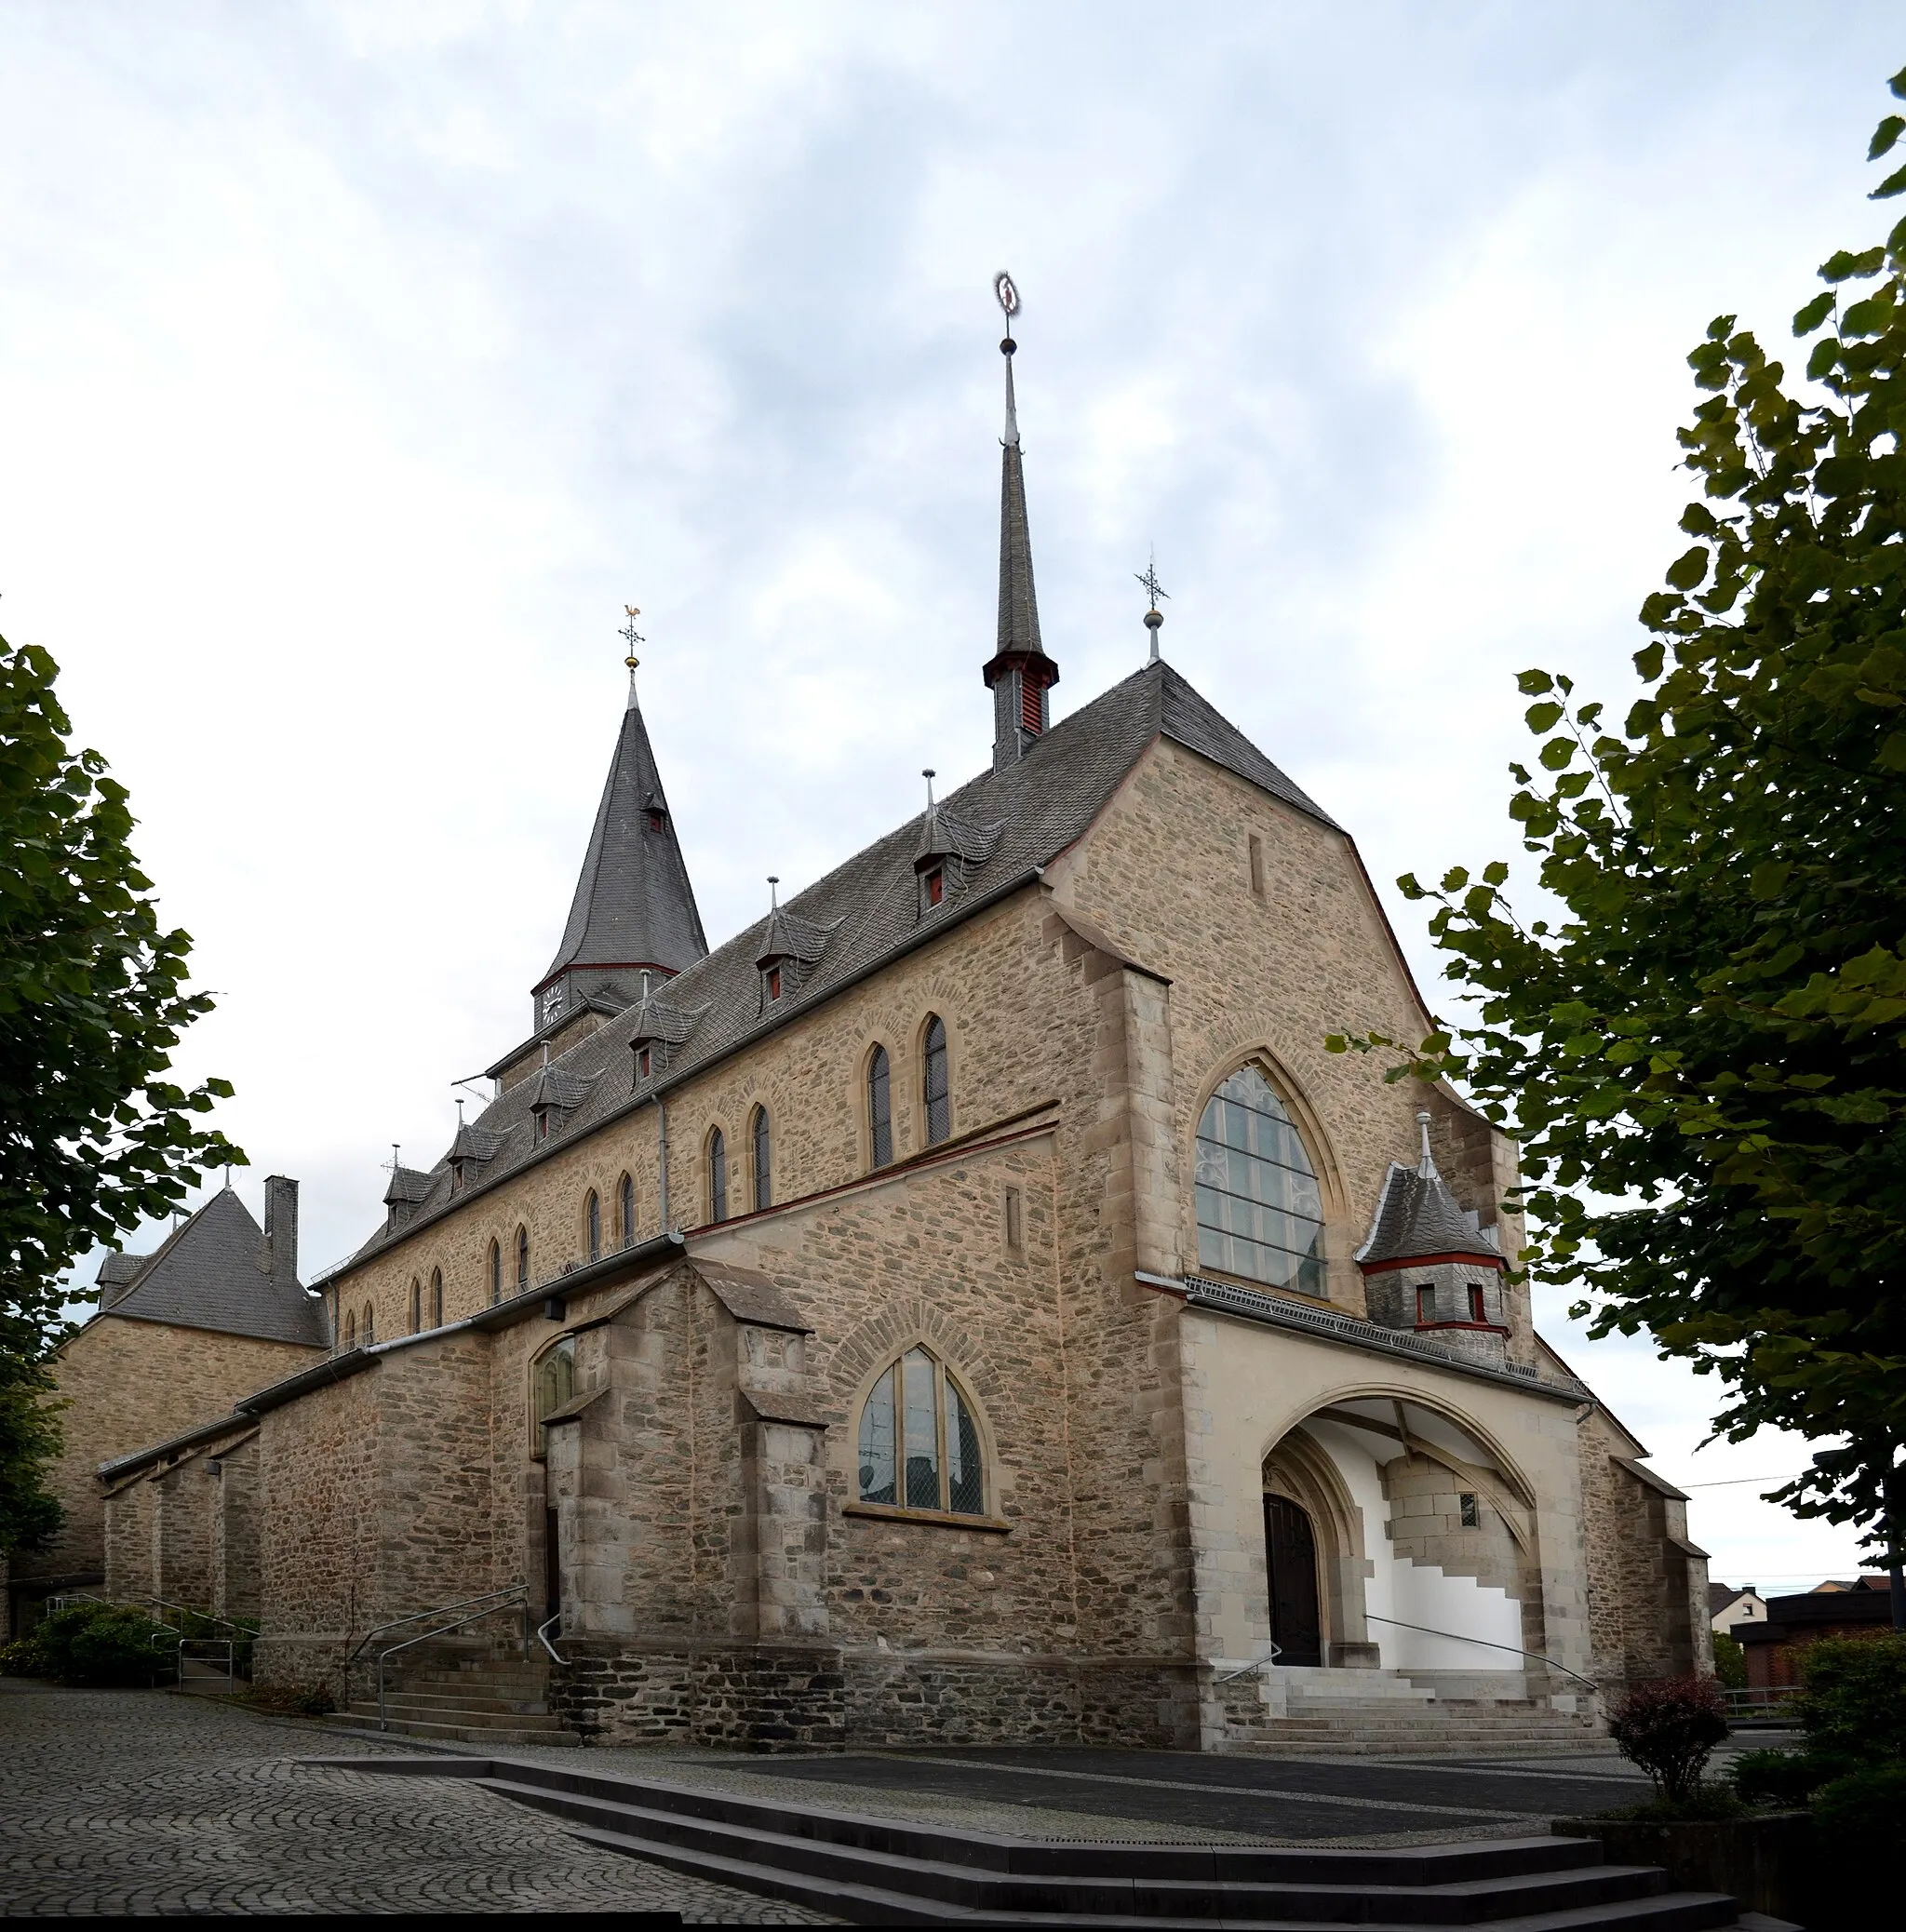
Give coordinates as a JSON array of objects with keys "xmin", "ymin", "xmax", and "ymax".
[{"xmin": 0, "ymin": 1682, "xmax": 835, "ymax": 1919}]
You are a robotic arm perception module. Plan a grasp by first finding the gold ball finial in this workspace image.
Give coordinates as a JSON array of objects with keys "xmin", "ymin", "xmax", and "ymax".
[{"xmin": 620, "ymin": 605, "xmax": 644, "ymax": 672}]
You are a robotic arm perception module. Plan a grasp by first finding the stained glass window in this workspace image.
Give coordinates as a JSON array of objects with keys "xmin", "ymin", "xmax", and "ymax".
[{"xmin": 1194, "ymin": 1065, "xmax": 1326, "ymax": 1296}]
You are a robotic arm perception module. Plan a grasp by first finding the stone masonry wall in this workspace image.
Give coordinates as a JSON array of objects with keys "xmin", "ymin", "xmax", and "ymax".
[{"xmin": 20, "ymin": 1318, "xmax": 322, "ymax": 1589}]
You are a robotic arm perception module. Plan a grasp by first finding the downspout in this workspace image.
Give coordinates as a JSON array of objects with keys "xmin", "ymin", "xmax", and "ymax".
[{"xmin": 657, "ymin": 1099, "xmax": 671, "ymax": 1235}]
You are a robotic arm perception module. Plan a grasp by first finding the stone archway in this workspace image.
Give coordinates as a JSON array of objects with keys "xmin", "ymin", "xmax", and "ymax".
[{"xmin": 1265, "ymin": 1390, "xmax": 1546, "ymax": 1688}]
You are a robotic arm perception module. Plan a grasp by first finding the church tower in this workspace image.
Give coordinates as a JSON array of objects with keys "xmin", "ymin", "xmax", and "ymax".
[
  {"xmin": 530, "ymin": 637, "xmax": 707, "ymax": 1038},
  {"xmin": 981, "ymin": 275, "xmax": 1060, "ymax": 769}
]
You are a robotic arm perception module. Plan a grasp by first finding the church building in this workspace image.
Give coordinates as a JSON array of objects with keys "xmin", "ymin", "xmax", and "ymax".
[{"xmin": 84, "ymin": 314, "xmax": 1709, "ymax": 1749}]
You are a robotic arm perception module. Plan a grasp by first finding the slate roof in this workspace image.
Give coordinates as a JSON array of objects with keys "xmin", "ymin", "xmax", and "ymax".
[
  {"xmin": 541, "ymin": 690, "xmax": 707, "ymax": 988},
  {"xmin": 100, "ymin": 1187, "xmax": 329, "ymax": 1348},
  {"xmin": 1356, "ymin": 1151, "xmax": 1503, "ymax": 1268},
  {"xmin": 96, "ymin": 1251, "xmax": 152, "ymax": 1310},
  {"xmin": 338, "ymin": 660, "xmax": 1337, "ymax": 1276}
]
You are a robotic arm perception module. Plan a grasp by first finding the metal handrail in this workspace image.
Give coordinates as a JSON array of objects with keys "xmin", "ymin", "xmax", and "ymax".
[
  {"xmin": 1215, "ymin": 1643, "xmax": 1282, "ymax": 1684},
  {"xmin": 1362, "ymin": 1613, "xmax": 1600, "ymax": 1694},
  {"xmin": 342, "ymin": 1584, "xmax": 528, "ymax": 1674},
  {"xmin": 535, "ymin": 1610, "xmax": 565, "ymax": 1666},
  {"xmin": 374, "ymin": 1595, "xmax": 528, "ymax": 1732},
  {"xmin": 52, "ymin": 1589, "xmax": 248, "ymax": 1638}
]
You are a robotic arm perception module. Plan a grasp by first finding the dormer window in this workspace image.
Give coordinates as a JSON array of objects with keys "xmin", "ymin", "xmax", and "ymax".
[
  {"xmin": 637, "ymin": 1044, "xmax": 652, "ymax": 1080},
  {"xmin": 765, "ymin": 964, "xmax": 783, "ymax": 1001},
  {"xmin": 533, "ymin": 1107, "xmax": 552, "ymax": 1142},
  {"xmin": 647, "ymin": 808, "xmax": 665, "ymax": 833},
  {"xmin": 923, "ymin": 866, "xmax": 945, "ymax": 907}
]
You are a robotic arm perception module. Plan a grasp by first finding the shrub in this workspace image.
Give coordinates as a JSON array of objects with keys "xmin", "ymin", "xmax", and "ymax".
[
  {"xmin": 1607, "ymin": 1673, "xmax": 1730, "ymax": 1803},
  {"xmin": 1727, "ymin": 1748, "xmax": 1817, "ymax": 1808},
  {"xmin": 1809, "ymin": 1764, "xmax": 1906, "ymax": 1911},
  {"xmin": 1711, "ymin": 1630, "xmax": 1747, "ymax": 1690},
  {"xmin": 0, "ymin": 1631, "xmax": 49, "ymax": 1678},
  {"xmin": 1797, "ymin": 1633, "xmax": 1906, "ymax": 1778},
  {"xmin": 28, "ymin": 1604, "xmax": 174, "ymax": 1686}
]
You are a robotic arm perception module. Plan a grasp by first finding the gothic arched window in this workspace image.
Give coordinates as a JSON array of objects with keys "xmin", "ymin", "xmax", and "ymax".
[
  {"xmin": 1194, "ymin": 1064, "xmax": 1326, "ymax": 1297},
  {"xmin": 855, "ymin": 1345, "xmax": 985, "ymax": 1516},
  {"xmin": 618, "ymin": 1173, "xmax": 636, "ymax": 1249},
  {"xmin": 488, "ymin": 1239, "xmax": 502, "ymax": 1306},
  {"xmin": 922, "ymin": 1014, "xmax": 950, "ymax": 1147},
  {"xmin": 362, "ymin": 1302, "xmax": 375, "ymax": 1347},
  {"xmin": 866, "ymin": 1044, "xmax": 893, "ymax": 1169},
  {"xmin": 751, "ymin": 1106, "xmax": 772, "ymax": 1212},
  {"xmin": 585, "ymin": 1189, "xmax": 601, "ymax": 1263},
  {"xmin": 409, "ymin": 1277, "xmax": 422, "ymax": 1335},
  {"xmin": 430, "ymin": 1268, "xmax": 443, "ymax": 1328},
  {"xmin": 530, "ymin": 1335, "xmax": 577, "ymax": 1461},
  {"xmin": 707, "ymin": 1128, "xmax": 728, "ymax": 1224},
  {"xmin": 515, "ymin": 1225, "xmax": 530, "ymax": 1294},
  {"xmin": 343, "ymin": 1308, "xmax": 356, "ymax": 1348}
]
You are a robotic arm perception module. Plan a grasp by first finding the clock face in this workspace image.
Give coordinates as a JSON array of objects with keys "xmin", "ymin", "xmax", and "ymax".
[{"xmin": 544, "ymin": 984, "xmax": 565, "ymax": 1023}]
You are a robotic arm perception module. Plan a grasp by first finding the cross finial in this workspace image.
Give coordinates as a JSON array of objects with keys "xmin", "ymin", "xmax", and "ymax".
[
  {"xmin": 385, "ymin": 1143, "xmax": 400, "ymax": 1176},
  {"xmin": 620, "ymin": 605, "xmax": 645, "ymax": 709},
  {"xmin": 1135, "ymin": 548, "xmax": 1169, "ymax": 664}
]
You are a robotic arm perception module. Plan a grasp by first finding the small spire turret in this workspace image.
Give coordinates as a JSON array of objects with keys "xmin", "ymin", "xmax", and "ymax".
[{"xmin": 982, "ymin": 272, "xmax": 1060, "ymax": 771}]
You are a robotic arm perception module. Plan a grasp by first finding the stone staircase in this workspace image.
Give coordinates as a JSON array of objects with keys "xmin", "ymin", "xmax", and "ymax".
[
  {"xmin": 1240, "ymin": 1666, "xmax": 1603, "ymax": 1755},
  {"xmin": 313, "ymin": 1751, "xmax": 1765, "ymax": 1927},
  {"xmin": 329, "ymin": 1647, "xmax": 578, "ymax": 1748}
]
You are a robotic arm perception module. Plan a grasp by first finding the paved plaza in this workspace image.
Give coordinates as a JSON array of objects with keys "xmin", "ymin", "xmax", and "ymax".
[{"xmin": 0, "ymin": 1681, "xmax": 830, "ymax": 1919}]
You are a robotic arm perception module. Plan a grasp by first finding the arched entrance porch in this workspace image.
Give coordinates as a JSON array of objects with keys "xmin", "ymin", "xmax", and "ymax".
[{"xmin": 1262, "ymin": 1391, "xmax": 1546, "ymax": 1695}]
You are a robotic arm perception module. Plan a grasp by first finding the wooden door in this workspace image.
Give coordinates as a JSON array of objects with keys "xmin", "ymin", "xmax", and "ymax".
[{"xmin": 1264, "ymin": 1493, "xmax": 1322, "ymax": 1667}]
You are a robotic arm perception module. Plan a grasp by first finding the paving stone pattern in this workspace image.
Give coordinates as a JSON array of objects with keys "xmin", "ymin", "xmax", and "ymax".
[{"xmin": 0, "ymin": 1684, "xmax": 832, "ymax": 1920}]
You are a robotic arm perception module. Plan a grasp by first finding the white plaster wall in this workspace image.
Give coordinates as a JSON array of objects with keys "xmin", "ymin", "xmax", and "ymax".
[{"xmin": 1178, "ymin": 1306, "xmax": 1592, "ymax": 1683}]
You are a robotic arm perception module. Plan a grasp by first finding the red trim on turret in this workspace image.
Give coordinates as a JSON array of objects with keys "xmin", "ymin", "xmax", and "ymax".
[{"xmin": 1360, "ymin": 1250, "xmax": 1505, "ymax": 1275}]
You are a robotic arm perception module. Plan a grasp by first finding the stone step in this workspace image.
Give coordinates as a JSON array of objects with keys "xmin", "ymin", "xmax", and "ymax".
[
  {"xmin": 308, "ymin": 1755, "xmax": 1749, "ymax": 1928},
  {"xmin": 375, "ymin": 1691, "xmax": 550, "ymax": 1716},
  {"xmin": 326, "ymin": 1712, "xmax": 580, "ymax": 1748},
  {"xmin": 345, "ymin": 1700, "xmax": 564, "ymax": 1731}
]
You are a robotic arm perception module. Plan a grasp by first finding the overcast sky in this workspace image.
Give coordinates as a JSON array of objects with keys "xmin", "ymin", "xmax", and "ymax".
[{"xmin": 4, "ymin": 2, "xmax": 1899, "ymax": 1590}]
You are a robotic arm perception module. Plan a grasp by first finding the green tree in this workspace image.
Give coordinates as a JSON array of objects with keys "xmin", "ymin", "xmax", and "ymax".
[
  {"xmin": 0, "ymin": 632, "xmax": 241, "ymax": 1550},
  {"xmin": 1328, "ymin": 74, "xmax": 1906, "ymax": 1603}
]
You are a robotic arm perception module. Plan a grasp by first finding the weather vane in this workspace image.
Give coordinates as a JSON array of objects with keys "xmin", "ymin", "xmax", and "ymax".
[
  {"xmin": 1135, "ymin": 548, "xmax": 1169, "ymax": 663},
  {"xmin": 993, "ymin": 271, "xmax": 1020, "ymax": 332},
  {"xmin": 620, "ymin": 604, "xmax": 644, "ymax": 671}
]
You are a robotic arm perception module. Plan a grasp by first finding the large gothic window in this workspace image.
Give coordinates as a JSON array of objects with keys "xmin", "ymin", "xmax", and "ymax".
[
  {"xmin": 750, "ymin": 1106, "xmax": 772, "ymax": 1212},
  {"xmin": 1195, "ymin": 1065, "xmax": 1326, "ymax": 1297},
  {"xmin": 866, "ymin": 1045, "xmax": 893, "ymax": 1168},
  {"xmin": 855, "ymin": 1346, "xmax": 985, "ymax": 1516},
  {"xmin": 922, "ymin": 1015, "xmax": 950, "ymax": 1147}
]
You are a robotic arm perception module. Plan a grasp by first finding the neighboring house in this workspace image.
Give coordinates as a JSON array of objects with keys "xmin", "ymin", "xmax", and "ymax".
[
  {"xmin": 7, "ymin": 1179, "xmax": 329, "ymax": 1634},
  {"xmin": 85, "ymin": 330, "xmax": 1711, "ymax": 1751},
  {"xmin": 1711, "ymin": 1582, "xmax": 1767, "ymax": 1636},
  {"xmin": 1737, "ymin": 1581, "xmax": 1896, "ymax": 1691},
  {"xmin": 1809, "ymin": 1575, "xmax": 1891, "ymax": 1593}
]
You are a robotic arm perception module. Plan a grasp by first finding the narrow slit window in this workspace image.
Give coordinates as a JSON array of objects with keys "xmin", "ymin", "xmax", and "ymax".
[
  {"xmin": 923, "ymin": 1014, "xmax": 950, "ymax": 1147},
  {"xmin": 1003, "ymin": 1186, "xmax": 1023, "ymax": 1253},
  {"xmin": 489, "ymin": 1240, "xmax": 502, "ymax": 1306},
  {"xmin": 1416, "ymin": 1283, "xmax": 1436, "ymax": 1324},
  {"xmin": 867, "ymin": 1045, "xmax": 893, "ymax": 1169},
  {"xmin": 751, "ymin": 1106, "xmax": 772, "ymax": 1212},
  {"xmin": 516, "ymin": 1226, "xmax": 530, "ymax": 1294},
  {"xmin": 430, "ymin": 1268, "xmax": 443, "ymax": 1328},
  {"xmin": 1248, "ymin": 832, "xmax": 1266, "ymax": 898},
  {"xmin": 1468, "ymin": 1283, "xmax": 1487, "ymax": 1323},
  {"xmin": 1459, "ymin": 1493, "xmax": 1480, "ymax": 1529},
  {"xmin": 708, "ymin": 1128, "xmax": 728, "ymax": 1224},
  {"xmin": 619, "ymin": 1173, "xmax": 636, "ymax": 1248},
  {"xmin": 362, "ymin": 1303, "xmax": 375, "ymax": 1346},
  {"xmin": 409, "ymin": 1278, "xmax": 422, "ymax": 1335},
  {"xmin": 586, "ymin": 1189, "xmax": 600, "ymax": 1262}
]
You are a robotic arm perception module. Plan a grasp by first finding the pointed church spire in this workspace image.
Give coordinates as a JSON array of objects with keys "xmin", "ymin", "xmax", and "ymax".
[
  {"xmin": 982, "ymin": 272, "xmax": 1060, "ymax": 771},
  {"xmin": 532, "ymin": 615, "xmax": 708, "ymax": 1035}
]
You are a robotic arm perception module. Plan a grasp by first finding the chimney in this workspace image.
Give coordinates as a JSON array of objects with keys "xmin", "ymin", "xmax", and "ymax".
[{"xmin": 263, "ymin": 1175, "xmax": 300, "ymax": 1284}]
